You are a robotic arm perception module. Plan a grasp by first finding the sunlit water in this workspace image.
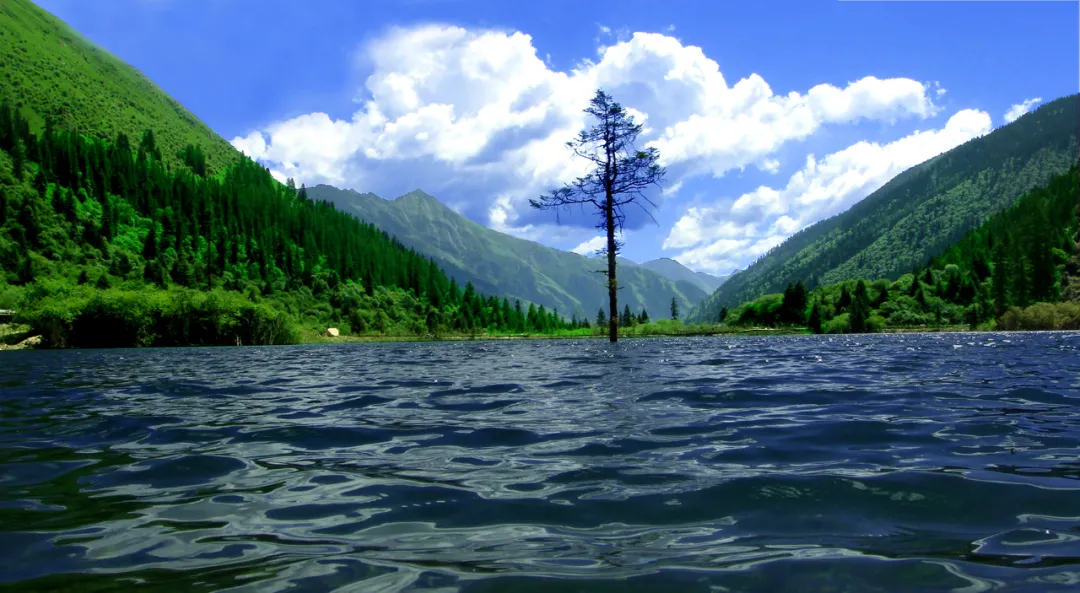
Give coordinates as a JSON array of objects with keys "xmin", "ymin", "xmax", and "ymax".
[{"xmin": 2, "ymin": 333, "xmax": 1080, "ymax": 592}]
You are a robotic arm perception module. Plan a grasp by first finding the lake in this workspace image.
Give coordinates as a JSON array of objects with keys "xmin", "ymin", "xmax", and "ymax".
[{"xmin": 2, "ymin": 333, "xmax": 1080, "ymax": 592}]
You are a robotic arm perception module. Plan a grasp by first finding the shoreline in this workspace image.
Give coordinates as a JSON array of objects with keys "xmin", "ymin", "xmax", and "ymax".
[{"xmin": 6, "ymin": 323, "xmax": 1065, "ymax": 351}]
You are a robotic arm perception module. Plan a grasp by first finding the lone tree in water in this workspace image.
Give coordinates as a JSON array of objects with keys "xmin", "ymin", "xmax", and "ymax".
[{"xmin": 531, "ymin": 90, "xmax": 665, "ymax": 343}]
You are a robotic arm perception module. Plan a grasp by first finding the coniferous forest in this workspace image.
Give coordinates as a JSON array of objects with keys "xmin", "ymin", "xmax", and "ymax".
[
  {"xmin": 0, "ymin": 97, "xmax": 589, "ymax": 347},
  {"xmin": 723, "ymin": 166, "xmax": 1080, "ymax": 333}
]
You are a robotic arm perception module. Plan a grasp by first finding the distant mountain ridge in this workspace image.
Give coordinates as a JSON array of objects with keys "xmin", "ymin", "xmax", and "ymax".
[
  {"xmin": 687, "ymin": 94, "xmax": 1079, "ymax": 323},
  {"xmin": 637, "ymin": 258, "xmax": 730, "ymax": 293},
  {"xmin": 308, "ymin": 186, "xmax": 708, "ymax": 319}
]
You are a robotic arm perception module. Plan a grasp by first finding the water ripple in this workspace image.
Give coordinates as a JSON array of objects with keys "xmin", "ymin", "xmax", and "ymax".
[{"xmin": 1, "ymin": 332, "xmax": 1079, "ymax": 591}]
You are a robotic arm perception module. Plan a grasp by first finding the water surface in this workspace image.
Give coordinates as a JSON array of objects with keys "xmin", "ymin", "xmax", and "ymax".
[{"xmin": 2, "ymin": 333, "xmax": 1080, "ymax": 592}]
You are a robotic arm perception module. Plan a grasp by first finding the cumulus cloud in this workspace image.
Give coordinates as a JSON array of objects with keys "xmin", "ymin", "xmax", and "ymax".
[
  {"xmin": 231, "ymin": 25, "xmax": 940, "ymax": 239},
  {"xmin": 1004, "ymin": 97, "xmax": 1042, "ymax": 124},
  {"xmin": 571, "ymin": 235, "xmax": 608, "ymax": 255},
  {"xmin": 663, "ymin": 108, "xmax": 992, "ymax": 274}
]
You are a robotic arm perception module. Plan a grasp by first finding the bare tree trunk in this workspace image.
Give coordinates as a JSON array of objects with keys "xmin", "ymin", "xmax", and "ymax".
[{"xmin": 606, "ymin": 192, "xmax": 618, "ymax": 343}]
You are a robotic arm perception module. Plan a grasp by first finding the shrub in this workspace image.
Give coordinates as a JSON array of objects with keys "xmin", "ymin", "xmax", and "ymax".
[
  {"xmin": 825, "ymin": 313, "xmax": 850, "ymax": 334},
  {"xmin": 18, "ymin": 282, "xmax": 300, "ymax": 348},
  {"xmin": 998, "ymin": 302, "xmax": 1080, "ymax": 331}
]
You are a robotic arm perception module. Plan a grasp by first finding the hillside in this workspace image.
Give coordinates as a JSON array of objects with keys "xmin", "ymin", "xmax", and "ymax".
[
  {"xmin": 638, "ymin": 257, "xmax": 729, "ymax": 293},
  {"xmin": 307, "ymin": 185, "xmax": 708, "ymax": 319},
  {"xmin": 687, "ymin": 94, "xmax": 1079, "ymax": 323},
  {"xmin": 0, "ymin": 3, "xmax": 585, "ymax": 347},
  {"xmin": 0, "ymin": 0, "xmax": 237, "ymax": 171},
  {"xmin": 722, "ymin": 165, "xmax": 1079, "ymax": 333}
]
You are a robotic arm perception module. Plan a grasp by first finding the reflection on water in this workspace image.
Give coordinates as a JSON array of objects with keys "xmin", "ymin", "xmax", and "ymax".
[{"xmin": 2, "ymin": 332, "xmax": 1080, "ymax": 591}]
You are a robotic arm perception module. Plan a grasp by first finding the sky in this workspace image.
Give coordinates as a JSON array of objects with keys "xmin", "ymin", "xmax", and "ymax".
[{"xmin": 37, "ymin": 0, "xmax": 1079, "ymax": 275}]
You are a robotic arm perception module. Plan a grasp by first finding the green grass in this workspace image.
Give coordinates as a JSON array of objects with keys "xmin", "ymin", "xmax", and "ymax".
[{"xmin": 0, "ymin": 0, "xmax": 238, "ymax": 171}]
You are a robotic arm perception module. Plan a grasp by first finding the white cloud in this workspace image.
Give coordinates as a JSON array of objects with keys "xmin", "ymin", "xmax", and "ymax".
[
  {"xmin": 231, "ymin": 25, "xmax": 941, "ymax": 240},
  {"xmin": 571, "ymin": 235, "xmax": 608, "ymax": 255},
  {"xmin": 664, "ymin": 108, "xmax": 992, "ymax": 274},
  {"xmin": 1004, "ymin": 97, "xmax": 1042, "ymax": 124},
  {"xmin": 760, "ymin": 158, "xmax": 781, "ymax": 174}
]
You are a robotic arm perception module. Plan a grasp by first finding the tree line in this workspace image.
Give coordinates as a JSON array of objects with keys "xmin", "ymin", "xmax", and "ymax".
[
  {"xmin": 722, "ymin": 165, "xmax": 1079, "ymax": 333},
  {"xmin": 0, "ymin": 96, "xmax": 582, "ymax": 346}
]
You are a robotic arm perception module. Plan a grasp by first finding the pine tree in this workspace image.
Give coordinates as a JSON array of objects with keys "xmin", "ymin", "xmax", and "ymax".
[
  {"xmin": 596, "ymin": 307, "xmax": 607, "ymax": 327},
  {"xmin": 808, "ymin": 301, "xmax": 824, "ymax": 334},
  {"xmin": 142, "ymin": 225, "xmax": 159, "ymax": 260},
  {"xmin": 849, "ymin": 280, "xmax": 870, "ymax": 333},
  {"xmin": 12, "ymin": 139, "xmax": 24, "ymax": 180},
  {"xmin": 670, "ymin": 297, "xmax": 679, "ymax": 321},
  {"xmin": 872, "ymin": 285, "xmax": 889, "ymax": 308},
  {"xmin": 915, "ymin": 283, "xmax": 927, "ymax": 308},
  {"xmin": 838, "ymin": 285, "xmax": 852, "ymax": 309},
  {"xmin": 780, "ymin": 281, "xmax": 808, "ymax": 324},
  {"xmin": 719, "ymin": 305, "xmax": 728, "ymax": 324}
]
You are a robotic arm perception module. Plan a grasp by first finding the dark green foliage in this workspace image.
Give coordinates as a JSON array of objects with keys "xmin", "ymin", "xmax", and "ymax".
[
  {"xmin": 621, "ymin": 304, "xmax": 634, "ymax": 328},
  {"xmin": 0, "ymin": 94, "xmax": 576, "ymax": 346},
  {"xmin": 779, "ymin": 281, "xmax": 808, "ymax": 324},
  {"xmin": 933, "ymin": 165, "xmax": 1078, "ymax": 312},
  {"xmin": 808, "ymin": 301, "xmax": 824, "ymax": 334},
  {"xmin": 872, "ymin": 284, "xmax": 889, "ymax": 308},
  {"xmin": 849, "ymin": 280, "xmax": 870, "ymax": 333},
  {"xmin": 670, "ymin": 297, "xmax": 679, "ymax": 321},
  {"xmin": 837, "ymin": 285, "xmax": 851, "ymax": 309},
  {"xmin": 181, "ymin": 144, "xmax": 207, "ymax": 177},
  {"xmin": 688, "ymin": 94, "xmax": 1078, "ymax": 323},
  {"xmin": 718, "ymin": 305, "xmax": 728, "ymax": 324},
  {"xmin": 639, "ymin": 308, "xmax": 650, "ymax": 324},
  {"xmin": 19, "ymin": 283, "xmax": 298, "ymax": 348},
  {"xmin": 596, "ymin": 307, "xmax": 607, "ymax": 327},
  {"xmin": 721, "ymin": 166, "xmax": 1078, "ymax": 333}
]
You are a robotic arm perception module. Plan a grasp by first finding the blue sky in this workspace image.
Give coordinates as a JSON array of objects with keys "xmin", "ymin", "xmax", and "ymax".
[{"xmin": 38, "ymin": 0, "xmax": 1078, "ymax": 274}]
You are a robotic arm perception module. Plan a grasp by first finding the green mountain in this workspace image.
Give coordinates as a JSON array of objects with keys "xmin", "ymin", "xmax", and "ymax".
[
  {"xmin": 307, "ymin": 185, "xmax": 708, "ymax": 319},
  {"xmin": 724, "ymin": 165, "xmax": 1079, "ymax": 333},
  {"xmin": 687, "ymin": 94, "xmax": 1079, "ymax": 323},
  {"xmin": 0, "ymin": 0, "xmax": 238, "ymax": 171},
  {"xmin": 0, "ymin": 1, "xmax": 584, "ymax": 348},
  {"xmin": 637, "ymin": 257, "xmax": 730, "ymax": 293}
]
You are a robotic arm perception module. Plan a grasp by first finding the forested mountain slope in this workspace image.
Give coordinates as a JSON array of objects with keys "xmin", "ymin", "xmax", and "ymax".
[
  {"xmin": 0, "ymin": 1, "xmax": 584, "ymax": 347},
  {"xmin": 723, "ymin": 165, "xmax": 1079, "ymax": 333},
  {"xmin": 688, "ymin": 94, "xmax": 1078, "ymax": 323},
  {"xmin": 0, "ymin": 0, "xmax": 238, "ymax": 171},
  {"xmin": 0, "ymin": 101, "xmax": 582, "ymax": 346},
  {"xmin": 307, "ymin": 185, "xmax": 707, "ymax": 319}
]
